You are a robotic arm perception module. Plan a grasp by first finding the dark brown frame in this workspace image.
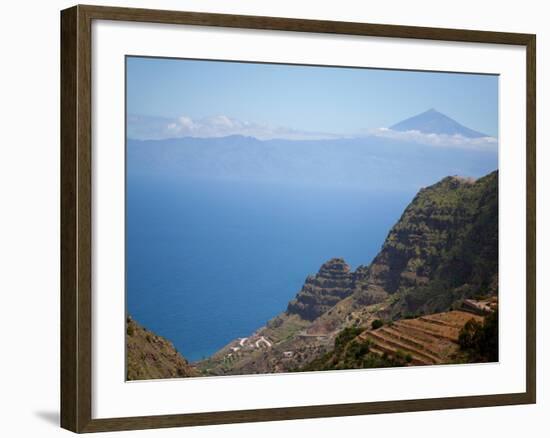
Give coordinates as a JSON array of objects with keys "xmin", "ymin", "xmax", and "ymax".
[{"xmin": 61, "ymin": 4, "xmax": 536, "ymax": 433}]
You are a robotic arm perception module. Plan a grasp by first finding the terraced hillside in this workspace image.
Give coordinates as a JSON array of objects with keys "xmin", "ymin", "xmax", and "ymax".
[
  {"xmin": 299, "ymin": 307, "xmax": 492, "ymax": 371},
  {"xmin": 360, "ymin": 310, "xmax": 484, "ymax": 366}
]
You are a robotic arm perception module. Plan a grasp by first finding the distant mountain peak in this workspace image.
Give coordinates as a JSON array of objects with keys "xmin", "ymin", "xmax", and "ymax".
[{"xmin": 390, "ymin": 109, "xmax": 488, "ymax": 138}]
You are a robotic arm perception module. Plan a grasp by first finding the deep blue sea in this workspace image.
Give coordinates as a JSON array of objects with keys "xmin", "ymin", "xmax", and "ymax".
[{"xmin": 126, "ymin": 177, "xmax": 413, "ymax": 362}]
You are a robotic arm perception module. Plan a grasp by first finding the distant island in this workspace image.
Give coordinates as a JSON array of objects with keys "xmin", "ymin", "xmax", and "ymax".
[
  {"xmin": 126, "ymin": 109, "xmax": 497, "ymax": 194},
  {"xmin": 127, "ymin": 169, "xmax": 498, "ymax": 380}
]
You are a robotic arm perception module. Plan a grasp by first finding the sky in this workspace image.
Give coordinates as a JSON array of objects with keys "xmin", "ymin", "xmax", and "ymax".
[{"xmin": 126, "ymin": 56, "xmax": 498, "ymax": 140}]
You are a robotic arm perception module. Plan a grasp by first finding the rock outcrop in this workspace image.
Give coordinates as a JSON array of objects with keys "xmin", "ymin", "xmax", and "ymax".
[
  {"xmin": 327, "ymin": 171, "xmax": 499, "ymax": 320},
  {"xmin": 286, "ymin": 258, "xmax": 354, "ymax": 320}
]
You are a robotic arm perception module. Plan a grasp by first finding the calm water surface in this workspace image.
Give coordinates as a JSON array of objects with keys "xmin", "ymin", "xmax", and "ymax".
[{"xmin": 126, "ymin": 178, "xmax": 412, "ymax": 361}]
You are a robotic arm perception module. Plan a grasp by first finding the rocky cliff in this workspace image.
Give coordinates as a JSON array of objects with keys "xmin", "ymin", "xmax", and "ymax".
[
  {"xmin": 126, "ymin": 316, "xmax": 198, "ymax": 380},
  {"xmin": 379, "ymin": 170, "xmax": 498, "ymax": 316},
  {"xmin": 286, "ymin": 258, "xmax": 354, "ymax": 320},
  {"xmin": 311, "ymin": 171, "xmax": 498, "ymax": 331},
  {"xmin": 376, "ymin": 174, "xmax": 496, "ymax": 291}
]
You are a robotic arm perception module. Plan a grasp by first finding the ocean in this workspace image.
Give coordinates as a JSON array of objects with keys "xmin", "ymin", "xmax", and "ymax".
[{"xmin": 126, "ymin": 177, "xmax": 413, "ymax": 362}]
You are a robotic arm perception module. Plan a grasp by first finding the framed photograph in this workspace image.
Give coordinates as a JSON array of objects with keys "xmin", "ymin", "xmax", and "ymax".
[{"xmin": 60, "ymin": 4, "xmax": 536, "ymax": 433}]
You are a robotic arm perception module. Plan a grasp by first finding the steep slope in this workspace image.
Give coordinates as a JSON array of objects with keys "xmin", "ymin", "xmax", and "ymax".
[
  {"xmin": 126, "ymin": 316, "xmax": 198, "ymax": 380},
  {"xmin": 319, "ymin": 170, "xmax": 498, "ymax": 328},
  {"xmin": 383, "ymin": 170, "xmax": 498, "ymax": 317}
]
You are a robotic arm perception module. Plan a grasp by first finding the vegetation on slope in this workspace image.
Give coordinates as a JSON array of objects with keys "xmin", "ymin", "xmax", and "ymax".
[
  {"xmin": 299, "ymin": 327, "xmax": 410, "ymax": 371},
  {"xmin": 126, "ymin": 316, "xmax": 198, "ymax": 380},
  {"xmin": 458, "ymin": 310, "xmax": 499, "ymax": 362},
  {"xmin": 292, "ymin": 171, "xmax": 498, "ymax": 344},
  {"xmin": 384, "ymin": 171, "xmax": 498, "ymax": 316}
]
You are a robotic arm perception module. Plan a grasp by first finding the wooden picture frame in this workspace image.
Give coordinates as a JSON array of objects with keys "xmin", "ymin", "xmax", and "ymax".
[{"xmin": 61, "ymin": 4, "xmax": 536, "ymax": 433}]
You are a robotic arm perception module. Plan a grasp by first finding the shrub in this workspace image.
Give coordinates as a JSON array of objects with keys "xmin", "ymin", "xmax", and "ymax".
[
  {"xmin": 458, "ymin": 310, "xmax": 498, "ymax": 362},
  {"xmin": 126, "ymin": 324, "xmax": 135, "ymax": 337},
  {"xmin": 334, "ymin": 327, "xmax": 365, "ymax": 351},
  {"xmin": 371, "ymin": 319, "xmax": 384, "ymax": 330},
  {"xmin": 395, "ymin": 349, "xmax": 406, "ymax": 361},
  {"xmin": 458, "ymin": 319, "xmax": 483, "ymax": 350}
]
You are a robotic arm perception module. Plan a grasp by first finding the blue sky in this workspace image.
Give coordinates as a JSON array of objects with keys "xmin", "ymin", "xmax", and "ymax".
[{"xmin": 126, "ymin": 56, "xmax": 498, "ymax": 139}]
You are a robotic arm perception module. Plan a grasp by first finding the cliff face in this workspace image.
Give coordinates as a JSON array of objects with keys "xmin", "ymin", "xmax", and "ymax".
[
  {"xmin": 126, "ymin": 316, "xmax": 198, "ymax": 380},
  {"xmin": 318, "ymin": 172, "xmax": 497, "ymax": 319},
  {"xmin": 286, "ymin": 258, "xmax": 354, "ymax": 320},
  {"xmin": 375, "ymin": 174, "xmax": 495, "ymax": 287},
  {"xmin": 380, "ymin": 171, "xmax": 498, "ymax": 316}
]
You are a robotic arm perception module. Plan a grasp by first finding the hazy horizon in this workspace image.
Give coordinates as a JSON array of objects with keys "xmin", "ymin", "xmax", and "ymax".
[{"xmin": 126, "ymin": 56, "xmax": 498, "ymax": 141}]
